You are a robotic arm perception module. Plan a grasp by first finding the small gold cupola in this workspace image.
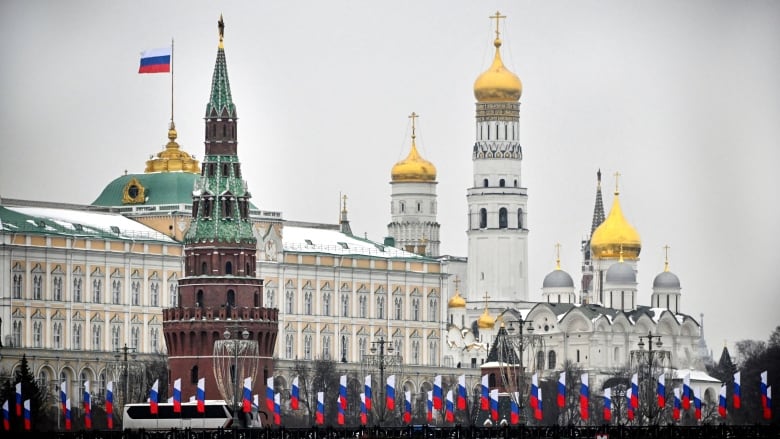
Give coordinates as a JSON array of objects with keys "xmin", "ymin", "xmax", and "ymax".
[
  {"xmin": 476, "ymin": 291, "xmax": 495, "ymax": 329},
  {"xmin": 145, "ymin": 121, "xmax": 200, "ymax": 173},
  {"xmin": 391, "ymin": 112, "xmax": 437, "ymax": 182},
  {"xmin": 473, "ymin": 11, "xmax": 522, "ymax": 103},
  {"xmin": 447, "ymin": 276, "xmax": 466, "ymax": 308},
  {"xmin": 591, "ymin": 172, "xmax": 642, "ymax": 260}
]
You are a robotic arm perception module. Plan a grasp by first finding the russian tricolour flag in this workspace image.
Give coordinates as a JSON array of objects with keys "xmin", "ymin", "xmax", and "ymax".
[
  {"xmin": 490, "ymin": 389, "xmax": 499, "ymax": 421},
  {"xmin": 433, "ymin": 375, "xmax": 443, "ymax": 410},
  {"xmin": 15, "ymin": 383, "xmax": 22, "ymax": 416},
  {"xmin": 266, "ymin": 377, "xmax": 275, "ymax": 414},
  {"xmin": 242, "ymin": 378, "xmax": 252, "ymax": 413},
  {"xmin": 557, "ymin": 371, "xmax": 566, "ymax": 408},
  {"xmin": 106, "ymin": 381, "xmax": 114, "ymax": 429},
  {"xmin": 530, "ymin": 373, "xmax": 539, "ymax": 413},
  {"xmin": 580, "ymin": 373, "xmax": 589, "ymax": 421},
  {"xmin": 603, "ymin": 388, "xmax": 612, "ymax": 423},
  {"xmin": 457, "ymin": 374, "xmax": 468, "ymax": 411},
  {"xmin": 427, "ymin": 391, "xmax": 434, "ymax": 422},
  {"xmin": 274, "ymin": 393, "xmax": 281, "ymax": 425},
  {"xmin": 340, "ymin": 375, "xmax": 348, "ymax": 411},
  {"xmin": 693, "ymin": 386, "xmax": 702, "ymax": 420},
  {"xmin": 631, "ymin": 373, "xmax": 639, "ymax": 412},
  {"xmin": 510, "ymin": 392, "xmax": 520, "ymax": 425},
  {"xmin": 761, "ymin": 371, "xmax": 768, "ymax": 413},
  {"xmin": 657, "ymin": 373, "xmax": 665, "ymax": 408},
  {"xmin": 683, "ymin": 372, "xmax": 692, "ymax": 410},
  {"xmin": 291, "ymin": 376, "xmax": 300, "ymax": 410},
  {"xmin": 197, "ymin": 378, "xmax": 206, "ymax": 413},
  {"xmin": 23, "ymin": 400, "xmax": 30, "ymax": 431},
  {"xmin": 364, "ymin": 375, "xmax": 372, "ymax": 411},
  {"xmin": 65, "ymin": 398, "xmax": 72, "ymax": 430},
  {"xmin": 360, "ymin": 393, "xmax": 368, "ymax": 425},
  {"xmin": 83, "ymin": 380, "xmax": 92, "ymax": 429},
  {"xmin": 337, "ymin": 395, "xmax": 346, "ymax": 425},
  {"xmin": 481, "ymin": 374, "xmax": 489, "ymax": 410},
  {"xmin": 718, "ymin": 384, "xmax": 727, "ymax": 418},
  {"xmin": 316, "ymin": 392, "xmax": 325, "ymax": 425},
  {"xmin": 2, "ymin": 400, "xmax": 9, "ymax": 431},
  {"xmin": 445, "ymin": 390, "xmax": 455, "ymax": 423},
  {"xmin": 173, "ymin": 378, "xmax": 182, "ymax": 413},
  {"xmin": 138, "ymin": 47, "xmax": 171, "ymax": 74},
  {"xmin": 535, "ymin": 387, "xmax": 543, "ymax": 421},
  {"xmin": 404, "ymin": 391, "xmax": 412, "ymax": 424},
  {"xmin": 386, "ymin": 375, "xmax": 396, "ymax": 411},
  {"xmin": 150, "ymin": 380, "xmax": 159, "ymax": 415},
  {"xmin": 733, "ymin": 371, "xmax": 741, "ymax": 409},
  {"xmin": 626, "ymin": 387, "xmax": 634, "ymax": 421},
  {"xmin": 765, "ymin": 386, "xmax": 772, "ymax": 421},
  {"xmin": 672, "ymin": 388, "xmax": 681, "ymax": 421},
  {"xmin": 60, "ymin": 381, "xmax": 67, "ymax": 416}
]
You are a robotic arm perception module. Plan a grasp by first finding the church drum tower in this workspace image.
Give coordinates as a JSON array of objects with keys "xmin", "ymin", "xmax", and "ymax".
[{"xmin": 162, "ymin": 16, "xmax": 278, "ymax": 415}]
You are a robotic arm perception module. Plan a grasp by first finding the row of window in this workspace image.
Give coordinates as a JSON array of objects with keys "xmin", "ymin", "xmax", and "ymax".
[
  {"xmin": 478, "ymin": 122, "xmax": 518, "ymax": 141},
  {"xmin": 473, "ymin": 207, "xmax": 525, "ymax": 229},
  {"xmin": 192, "ymin": 194, "xmax": 250, "ymax": 221},
  {"xmin": 267, "ymin": 289, "xmax": 438, "ymax": 321},
  {"xmin": 396, "ymin": 200, "xmax": 436, "ymax": 214},
  {"xmin": 9, "ymin": 320, "xmax": 160, "ymax": 353},
  {"xmin": 11, "ymin": 273, "xmax": 177, "ymax": 307},
  {"xmin": 282, "ymin": 333, "xmax": 439, "ymax": 366},
  {"xmin": 201, "ymin": 160, "xmax": 241, "ymax": 178}
]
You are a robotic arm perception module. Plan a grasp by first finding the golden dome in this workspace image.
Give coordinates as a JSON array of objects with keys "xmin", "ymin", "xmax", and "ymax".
[
  {"xmin": 391, "ymin": 112, "xmax": 437, "ymax": 182},
  {"xmin": 473, "ymin": 37, "xmax": 522, "ymax": 102},
  {"xmin": 447, "ymin": 290, "xmax": 466, "ymax": 308},
  {"xmin": 591, "ymin": 189, "xmax": 641, "ymax": 260},
  {"xmin": 477, "ymin": 308, "xmax": 495, "ymax": 329},
  {"xmin": 145, "ymin": 121, "xmax": 200, "ymax": 174}
]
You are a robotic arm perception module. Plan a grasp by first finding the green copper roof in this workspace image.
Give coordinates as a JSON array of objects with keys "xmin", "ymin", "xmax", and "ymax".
[
  {"xmin": 91, "ymin": 172, "xmax": 199, "ymax": 207},
  {"xmin": 205, "ymin": 47, "xmax": 236, "ymax": 118}
]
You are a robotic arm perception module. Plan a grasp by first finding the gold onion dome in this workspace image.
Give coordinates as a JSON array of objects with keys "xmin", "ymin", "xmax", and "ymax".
[
  {"xmin": 591, "ymin": 187, "xmax": 641, "ymax": 260},
  {"xmin": 145, "ymin": 121, "xmax": 200, "ymax": 173},
  {"xmin": 391, "ymin": 112, "xmax": 436, "ymax": 182},
  {"xmin": 473, "ymin": 37, "xmax": 522, "ymax": 102},
  {"xmin": 447, "ymin": 290, "xmax": 466, "ymax": 308},
  {"xmin": 477, "ymin": 308, "xmax": 495, "ymax": 329}
]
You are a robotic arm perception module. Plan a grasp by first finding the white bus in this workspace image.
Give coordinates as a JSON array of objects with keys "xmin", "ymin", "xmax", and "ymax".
[{"xmin": 122, "ymin": 400, "xmax": 261, "ymax": 430}]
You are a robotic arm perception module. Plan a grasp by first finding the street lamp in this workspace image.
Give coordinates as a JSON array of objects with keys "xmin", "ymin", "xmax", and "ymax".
[
  {"xmin": 224, "ymin": 327, "xmax": 250, "ymax": 428},
  {"xmin": 114, "ymin": 344, "xmax": 137, "ymax": 408},
  {"xmin": 367, "ymin": 337, "xmax": 397, "ymax": 426},
  {"xmin": 631, "ymin": 331, "xmax": 669, "ymax": 425},
  {"xmin": 505, "ymin": 318, "xmax": 535, "ymax": 423}
]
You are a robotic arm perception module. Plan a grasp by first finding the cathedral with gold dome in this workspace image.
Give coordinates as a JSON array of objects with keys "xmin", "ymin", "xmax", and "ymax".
[{"xmin": 0, "ymin": 11, "xmax": 716, "ymax": 423}]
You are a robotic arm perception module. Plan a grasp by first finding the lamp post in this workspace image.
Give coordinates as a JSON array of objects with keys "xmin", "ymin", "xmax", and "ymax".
[
  {"xmin": 506, "ymin": 318, "xmax": 535, "ymax": 424},
  {"xmin": 224, "ymin": 327, "xmax": 249, "ymax": 428},
  {"xmin": 368, "ymin": 337, "xmax": 396, "ymax": 426},
  {"xmin": 114, "ymin": 344, "xmax": 137, "ymax": 408},
  {"xmin": 631, "ymin": 331, "xmax": 669, "ymax": 425}
]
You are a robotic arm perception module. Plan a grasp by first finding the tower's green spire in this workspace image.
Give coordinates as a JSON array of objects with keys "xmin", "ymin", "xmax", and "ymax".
[{"xmin": 205, "ymin": 14, "xmax": 236, "ymax": 118}]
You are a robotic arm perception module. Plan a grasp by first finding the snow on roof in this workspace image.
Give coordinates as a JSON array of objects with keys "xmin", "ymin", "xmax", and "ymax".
[
  {"xmin": 7, "ymin": 206, "xmax": 175, "ymax": 242},
  {"xmin": 282, "ymin": 226, "xmax": 429, "ymax": 259},
  {"xmin": 675, "ymin": 368, "xmax": 721, "ymax": 383}
]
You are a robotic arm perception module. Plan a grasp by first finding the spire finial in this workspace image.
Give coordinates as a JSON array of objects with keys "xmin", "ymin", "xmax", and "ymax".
[
  {"xmin": 490, "ymin": 11, "xmax": 506, "ymax": 41},
  {"xmin": 453, "ymin": 276, "xmax": 461, "ymax": 292},
  {"xmin": 218, "ymin": 14, "xmax": 225, "ymax": 48},
  {"xmin": 342, "ymin": 194, "xmax": 348, "ymax": 214},
  {"xmin": 597, "ymin": 168, "xmax": 602, "ymax": 188},
  {"xmin": 663, "ymin": 244, "xmax": 671, "ymax": 272},
  {"xmin": 483, "ymin": 291, "xmax": 491, "ymax": 309},
  {"xmin": 409, "ymin": 112, "xmax": 419, "ymax": 142},
  {"xmin": 614, "ymin": 171, "xmax": 621, "ymax": 195},
  {"xmin": 555, "ymin": 242, "xmax": 562, "ymax": 270}
]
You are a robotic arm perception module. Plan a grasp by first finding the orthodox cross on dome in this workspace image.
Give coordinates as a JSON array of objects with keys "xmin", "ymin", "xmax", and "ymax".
[
  {"xmin": 555, "ymin": 242, "xmax": 562, "ymax": 269},
  {"xmin": 663, "ymin": 244, "xmax": 671, "ymax": 272},
  {"xmin": 482, "ymin": 291, "xmax": 491, "ymax": 308},
  {"xmin": 408, "ymin": 112, "xmax": 419, "ymax": 141},
  {"xmin": 614, "ymin": 171, "xmax": 622, "ymax": 194},
  {"xmin": 453, "ymin": 276, "xmax": 461, "ymax": 292},
  {"xmin": 490, "ymin": 11, "xmax": 506, "ymax": 39}
]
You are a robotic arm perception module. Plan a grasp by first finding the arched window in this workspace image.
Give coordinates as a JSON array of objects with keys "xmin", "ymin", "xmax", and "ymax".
[
  {"xmin": 226, "ymin": 290, "xmax": 235, "ymax": 307},
  {"xmin": 514, "ymin": 179, "xmax": 518, "ymax": 187},
  {"xmin": 499, "ymin": 208, "xmax": 508, "ymax": 229},
  {"xmin": 190, "ymin": 365, "xmax": 199, "ymax": 384},
  {"xmin": 548, "ymin": 351, "xmax": 557, "ymax": 370},
  {"xmin": 197, "ymin": 290, "xmax": 204, "ymax": 308},
  {"xmin": 536, "ymin": 351, "xmax": 545, "ymax": 370},
  {"xmin": 499, "ymin": 179, "xmax": 505, "ymax": 187},
  {"xmin": 517, "ymin": 208, "xmax": 524, "ymax": 229},
  {"xmin": 377, "ymin": 296, "xmax": 385, "ymax": 319},
  {"xmin": 479, "ymin": 208, "xmax": 487, "ymax": 228},
  {"xmin": 225, "ymin": 261, "xmax": 233, "ymax": 275},
  {"xmin": 394, "ymin": 297, "xmax": 403, "ymax": 320},
  {"xmin": 201, "ymin": 262, "xmax": 208, "ymax": 275},
  {"xmin": 483, "ymin": 178, "xmax": 489, "ymax": 188}
]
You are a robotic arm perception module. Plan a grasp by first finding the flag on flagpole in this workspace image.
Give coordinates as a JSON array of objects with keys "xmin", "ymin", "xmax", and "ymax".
[
  {"xmin": 682, "ymin": 372, "xmax": 692, "ymax": 410},
  {"xmin": 274, "ymin": 393, "xmax": 281, "ymax": 425},
  {"xmin": 266, "ymin": 377, "xmax": 275, "ymax": 414},
  {"xmin": 433, "ymin": 375, "xmax": 443, "ymax": 410},
  {"xmin": 386, "ymin": 375, "xmax": 396, "ymax": 411},
  {"xmin": 365, "ymin": 375, "xmax": 372, "ymax": 411},
  {"xmin": 693, "ymin": 386, "xmax": 702, "ymax": 420},
  {"xmin": 626, "ymin": 387, "xmax": 634, "ymax": 421},
  {"xmin": 580, "ymin": 373, "xmax": 589, "ymax": 421},
  {"xmin": 106, "ymin": 381, "xmax": 114, "ymax": 429},
  {"xmin": 404, "ymin": 390, "xmax": 412, "ymax": 424},
  {"xmin": 510, "ymin": 392, "xmax": 520, "ymax": 425},
  {"xmin": 291, "ymin": 376, "xmax": 300, "ymax": 410},
  {"xmin": 360, "ymin": 393, "xmax": 368, "ymax": 425},
  {"xmin": 138, "ymin": 47, "xmax": 172, "ymax": 74},
  {"xmin": 60, "ymin": 381, "xmax": 67, "ymax": 416},
  {"xmin": 65, "ymin": 398, "xmax": 72, "ymax": 430},
  {"xmin": 197, "ymin": 378, "xmax": 206, "ymax": 413},
  {"xmin": 557, "ymin": 372, "xmax": 566, "ymax": 408},
  {"xmin": 657, "ymin": 373, "xmax": 665, "ymax": 408},
  {"xmin": 765, "ymin": 386, "xmax": 772, "ymax": 420},
  {"xmin": 535, "ymin": 387, "xmax": 543, "ymax": 421},
  {"xmin": 718, "ymin": 384, "xmax": 727, "ymax": 418},
  {"xmin": 83, "ymin": 380, "xmax": 92, "ymax": 429},
  {"xmin": 481, "ymin": 374, "xmax": 489, "ymax": 410},
  {"xmin": 15, "ymin": 383, "xmax": 22, "ymax": 417},
  {"xmin": 445, "ymin": 390, "xmax": 455, "ymax": 423},
  {"xmin": 672, "ymin": 388, "xmax": 681, "ymax": 421},
  {"xmin": 337, "ymin": 395, "xmax": 346, "ymax": 425},
  {"xmin": 173, "ymin": 378, "xmax": 182, "ymax": 413},
  {"xmin": 340, "ymin": 375, "xmax": 348, "ymax": 411},
  {"xmin": 242, "ymin": 378, "xmax": 252, "ymax": 413},
  {"xmin": 427, "ymin": 390, "xmax": 434, "ymax": 423},
  {"xmin": 733, "ymin": 371, "xmax": 741, "ymax": 409},
  {"xmin": 150, "ymin": 380, "xmax": 159, "ymax": 415},
  {"xmin": 631, "ymin": 373, "xmax": 639, "ymax": 412},
  {"xmin": 2, "ymin": 400, "xmax": 9, "ymax": 431},
  {"xmin": 23, "ymin": 400, "xmax": 30, "ymax": 431},
  {"xmin": 761, "ymin": 371, "xmax": 768, "ymax": 411},
  {"xmin": 530, "ymin": 373, "xmax": 539, "ymax": 412},
  {"xmin": 457, "ymin": 374, "xmax": 468, "ymax": 411},
  {"xmin": 316, "ymin": 392, "xmax": 324, "ymax": 425},
  {"xmin": 490, "ymin": 388, "xmax": 499, "ymax": 421},
  {"xmin": 603, "ymin": 388, "xmax": 612, "ymax": 423}
]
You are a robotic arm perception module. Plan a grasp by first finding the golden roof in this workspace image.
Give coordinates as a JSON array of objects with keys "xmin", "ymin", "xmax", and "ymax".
[
  {"xmin": 145, "ymin": 121, "xmax": 200, "ymax": 174},
  {"xmin": 474, "ymin": 36, "xmax": 522, "ymax": 103},
  {"xmin": 591, "ymin": 186, "xmax": 641, "ymax": 260},
  {"xmin": 477, "ymin": 307, "xmax": 495, "ymax": 329},
  {"xmin": 391, "ymin": 112, "xmax": 436, "ymax": 182},
  {"xmin": 447, "ymin": 290, "xmax": 466, "ymax": 308}
]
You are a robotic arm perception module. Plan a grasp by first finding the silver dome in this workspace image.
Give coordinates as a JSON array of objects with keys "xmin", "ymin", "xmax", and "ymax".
[
  {"xmin": 543, "ymin": 269, "xmax": 574, "ymax": 288},
  {"xmin": 605, "ymin": 262, "xmax": 636, "ymax": 284},
  {"xmin": 653, "ymin": 271, "xmax": 681, "ymax": 289}
]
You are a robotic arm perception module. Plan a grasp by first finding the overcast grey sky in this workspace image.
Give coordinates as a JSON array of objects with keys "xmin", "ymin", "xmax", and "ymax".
[{"xmin": 1, "ymin": 1, "xmax": 778, "ymax": 358}]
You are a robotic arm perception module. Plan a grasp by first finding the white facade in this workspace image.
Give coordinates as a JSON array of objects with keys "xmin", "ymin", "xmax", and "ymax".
[{"xmin": 388, "ymin": 180, "xmax": 440, "ymax": 257}]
